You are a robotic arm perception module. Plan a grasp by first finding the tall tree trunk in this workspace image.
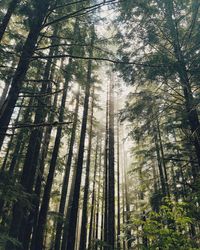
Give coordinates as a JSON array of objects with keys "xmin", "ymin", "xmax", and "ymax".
[
  {"xmin": 61, "ymin": 157, "xmax": 77, "ymax": 250},
  {"xmin": 34, "ymin": 70, "xmax": 70, "ymax": 250},
  {"xmin": 164, "ymin": 0, "xmax": 200, "ymax": 169},
  {"xmin": 8, "ymin": 81, "xmax": 38, "ymax": 176},
  {"xmin": 88, "ymin": 140, "xmax": 99, "ymax": 249},
  {"xmin": 79, "ymin": 86, "xmax": 95, "ymax": 250},
  {"xmin": 100, "ymin": 155, "xmax": 105, "ymax": 250},
  {"xmin": 122, "ymin": 174, "xmax": 126, "ymax": 250},
  {"xmin": 54, "ymin": 89, "xmax": 80, "ymax": 250},
  {"xmin": 54, "ymin": 19, "xmax": 81, "ymax": 248},
  {"xmin": 23, "ymin": 68, "xmax": 61, "ymax": 250},
  {"xmin": 66, "ymin": 27, "xmax": 95, "ymax": 250},
  {"xmin": 0, "ymin": 59, "xmax": 18, "ymax": 109},
  {"xmin": 5, "ymin": 40, "xmax": 57, "ymax": 250},
  {"xmin": 0, "ymin": 95, "xmax": 23, "ymax": 172},
  {"xmin": 156, "ymin": 118, "xmax": 170, "ymax": 196},
  {"xmin": 123, "ymin": 150, "xmax": 131, "ymax": 250},
  {"xmin": 0, "ymin": 0, "xmax": 20, "ymax": 42},
  {"xmin": 117, "ymin": 115, "xmax": 121, "ymax": 249},
  {"xmin": 153, "ymin": 123, "xmax": 167, "ymax": 197},
  {"xmin": 0, "ymin": 97, "xmax": 25, "ymax": 217},
  {"xmin": 107, "ymin": 73, "xmax": 115, "ymax": 249},
  {"xmin": 95, "ymin": 144, "xmax": 102, "ymax": 250},
  {"xmin": 0, "ymin": 0, "xmax": 50, "ymax": 150},
  {"xmin": 103, "ymin": 82, "xmax": 109, "ymax": 249}
]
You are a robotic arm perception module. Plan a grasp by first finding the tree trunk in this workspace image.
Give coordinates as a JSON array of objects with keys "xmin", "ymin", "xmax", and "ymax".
[
  {"xmin": 117, "ymin": 115, "xmax": 121, "ymax": 250},
  {"xmin": 34, "ymin": 72, "xmax": 70, "ymax": 250},
  {"xmin": 0, "ymin": 0, "xmax": 20, "ymax": 42},
  {"xmin": 156, "ymin": 118, "xmax": 170, "ymax": 196},
  {"xmin": 54, "ymin": 89, "xmax": 80, "ymax": 250},
  {"xmin": 24, "ymin": 67, "xmax": 61, "ymax": 250},
  {"xmin": 0, "ymin": 95, "xmax": 24, "ymax": 172},
  {"xmin": 66, "ymin": 27, "xmax": 94, "ymax": 250},
  {"xmin": 0, "ymin": 0, "xmax": 50, "ymax": 150},
  {"xmin": 54, "ymin": 19, "xmax": 81, "ymax": 248},
  {"xmin": 107, "ymin": 73, "xmax": 115, "ymax": 249},
  {"xmin": 103, "ymin": 82, "xmax": 109, "ymax": 249},
  {"xmin": 164, "ymin": 0, "xmax": 200, "ymax": 169},
  {"xmin": 153, "ymin": 123, "xmax": 167, "ymax": 197},
  {"xmin": 79, "ymin": 86, "xmax": 95, "ymax": 250},
  {"xmin": 8, "ymin": 82, "xmax": 38, "ymax": 176},
  {"xmin": 95, "ymin": 144, "xmax": 102, "ymax": 250},
  {"xmin": 88, "ymin": 140, "xmax": 99, "ymax": 249},
  {"xmin": 123, "ymin": 151, "xmax": 131, "ymax": 250},
  {"xmin": 5, "ymin": 40, "xmax": 56, "ymax": 250},
  {"xmin": 61, "ymin": 158, "xmax": 77, "ymax": 250}
]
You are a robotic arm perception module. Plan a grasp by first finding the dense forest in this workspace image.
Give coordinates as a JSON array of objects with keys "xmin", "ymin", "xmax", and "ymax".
[{"xmin": 0, "ymin": 0, "xmax": 200, "ymax": 249}]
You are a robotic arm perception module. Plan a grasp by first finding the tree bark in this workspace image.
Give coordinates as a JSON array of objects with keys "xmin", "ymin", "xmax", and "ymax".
[
  {"xmin": 107, "ymin": 72, "xmax": 115, "ymax": 249},
  {"xmin": 5, "ymin": 40, "xmax": 56, "ymax": 250},
  {"xmin": 54, "ymin": 19, "xmax": 81, "ymax": 249},
  {"xmin": 61, "ymin": 158, "xmax": 77, "ymax": 250},
  {"xmin": 95, "ymin": 144, "xmax": 102, "ymax": 250},
  {"xmin": 88, "ymin": 140, "xmax": 99, "ymax": 249},
  {"xmin": 164, "ymin": 0, "xmax": 200, "ymax": 169},
  {"xmin": 34, "ymin": 71, "xmax": 70, "ymax": 250},
  {"xmin": 66, "ymin": 27, "xmax": 94, "ymax": 250},
  {"xmin": 116, "ymin": 114, "xmax": 121, "ymax": 250},
  {"xmin": 153, "ymin": 122, "xmax": 167, "ymax": 197},
  {"xmin": 0, "ymin": 0, "xmax": 50, "ymax": 150},
  {"xmin": 103, "ymin": 82, "xmax": 109, "ymax": 249},
  {"xmin": 79, "ymin": 86, "xmax": 95, "ymax": 250},
  {"xmin": 54, "ymin": 89, "xmax": 80, "ymax": 250},
  {"xmin": 0, "ymin": 0, "xmax": 20, "ymax": 42},
  {"xmin": 24, "ymin": 66, "xmax": 60, "ymax": 250}
]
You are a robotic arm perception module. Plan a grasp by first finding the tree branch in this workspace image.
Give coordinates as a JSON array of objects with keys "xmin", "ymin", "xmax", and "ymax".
[{"xmin": 4, "ymin": 121, "xmax": 73, "ymax": 130}]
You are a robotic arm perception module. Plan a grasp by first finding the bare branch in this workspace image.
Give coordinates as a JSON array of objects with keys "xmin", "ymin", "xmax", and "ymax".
[
  {"xmin": 4, "ymin": 121, "xmax": 73, "ymax": 130},
  {"xmin": 32, "ymin": 53, "xmax": 166, "ymax": 68}
]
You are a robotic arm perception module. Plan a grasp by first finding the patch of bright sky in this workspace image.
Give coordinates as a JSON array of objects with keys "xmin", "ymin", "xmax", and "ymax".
[{"xmin": 93, "ymin": 1, "xmax": 134, "ymax": 170}]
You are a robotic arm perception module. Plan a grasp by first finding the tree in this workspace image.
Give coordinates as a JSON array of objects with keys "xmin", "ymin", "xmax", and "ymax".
[
  {"xmin": 66, "ymin": 25, "xmax": 95, "ymax": 250},
  {"xmin": 0, "ymin": 0, "xmax": 53, "ymax": 149},
  {"xmin": 79, "ymin": 85, "xmax": 95, "ymax": 250},
  {"xmin": 107, "ymin": 72, "xmax": 115, "ymax": 249},
  {"xmin": 0, "ymin": 0, "xmax": 21, "ymax": 42}
]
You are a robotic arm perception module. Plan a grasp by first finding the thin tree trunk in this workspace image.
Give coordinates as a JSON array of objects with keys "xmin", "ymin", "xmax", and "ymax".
[
  {"xmin": 153, "ymin": 123, "xmax": 167, "ymax": 197},
  {"xmin": 66, "ymin": 27, "xmax": 95, "ymax": 250},
  {"xmin": 0, "ymin": 96, "xmax": 23, "ymax": 171},
  {"xmin": 95, "ymin": 144, "xmax": 102, "ymax": 250},
  {"xmin": 34, "ymin": 72, "xmax": 70, "ymax": 250},
  {"xmin": 8, "ymin": 81, "xmax": 38, "ymax": 176},
  {"xmin": 156, "ymin": 118, "xmax": 170, "ymax": 196},
  {"xmin": 24, "ymin": 69, "xmax": 61, "ymax": 250},
  {"xmin": 103, "ymin": 81, "xmax": 109, "ymax": 249},
  {"xmin": 88, "ymin": 140, "xmax": 99, "ymax": 249},
  {"xmin": 61, "ymin": 158, "xmax": 78, "ymax": 250},
  {"xmin": 79, "ymin": 86, "xmax": 95, "ymax": 250},
  {"xmin": 107, "ymin": 73, "xmax": 115, "ymax": 249},
  {"xmin": 117, "ymin": 115, "xmax": 121, "ymax": 250},
  {"xmin": 123, "ymin": 151, "xmax": 131, "ymax": 249},
  {"xmin": 54, "ymin": 89, "xmax": 80, "ymax": 250},
  {"xmin": 122, "ymin": 173, "xmax": 126, "ymax": 250},
  {"xmin": 54, "ymin": 19, "xmax": 80, "ymax": 248}
]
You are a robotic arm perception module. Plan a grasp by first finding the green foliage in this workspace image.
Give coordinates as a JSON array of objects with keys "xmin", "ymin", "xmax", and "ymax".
[
  {"xmin": 130, "ymin": 199, "xmax": 197, "ymax": 249},
  {"xmin": 0, "ymin": 233, "xmax": 21, "ymax": 249}
]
